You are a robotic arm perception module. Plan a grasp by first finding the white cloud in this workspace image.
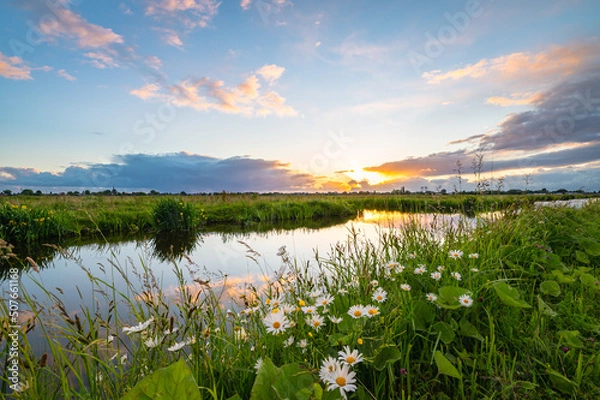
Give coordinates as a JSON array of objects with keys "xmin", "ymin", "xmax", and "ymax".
[
  {"xmin": 0, "ymin": 52, "xmax": 32, "ymax": 80},
  {"xmin": 256, "ymin": 64, "xmax": 285, "ymax": 84}
]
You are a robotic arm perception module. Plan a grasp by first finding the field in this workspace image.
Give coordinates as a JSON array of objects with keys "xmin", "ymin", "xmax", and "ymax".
[{"xmin": 0, "ymin": 196, "xmax": 599, "ymax": 399}]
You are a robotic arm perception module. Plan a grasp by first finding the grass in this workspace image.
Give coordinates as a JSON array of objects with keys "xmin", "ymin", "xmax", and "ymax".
[
  {"xmin": 1, "ymin": 192, "xmax": 595, "ymax": 245},
  {"xmin": 1, "ymin": 200, "xmax": 599, "ymax": 398}
]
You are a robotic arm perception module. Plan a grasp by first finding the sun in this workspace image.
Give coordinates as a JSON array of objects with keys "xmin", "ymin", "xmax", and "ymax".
[{"xmin": 345, "ymin": 169, "xmax": 388, "ymax": 185}]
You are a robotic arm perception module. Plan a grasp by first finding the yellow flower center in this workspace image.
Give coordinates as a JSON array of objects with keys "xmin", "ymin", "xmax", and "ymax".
[
  {"xmin": 357, "ymin": 338, "xmax": 363, "ymax": 345},
  {"xmin": 376, "ymin": 295, "xmax": 382, "ymax": 300},
  {"xmin": 313, "ymin": 321, "xmax": 321, "ymax": 327},
  {"xmin": 346, "ymin": 356, "xmax": 355, "ymax": 364},
  {"xmin": 336, "ymin": 377, "xmax": 347, "ymax": 387},
  {"xmin": 368, "ymin": 309, "xmax": 378, "ymax": 315},
  {"xmin": 273, "ymin": 321, "xmax": 281, "ymax": 329},
  {"xmin": 298, "ymin": 299, "xmax": 305, "ymax": 306},
  {"xmin": 353, "ymin": 310, "xmax": 362, "ymax": 317}
]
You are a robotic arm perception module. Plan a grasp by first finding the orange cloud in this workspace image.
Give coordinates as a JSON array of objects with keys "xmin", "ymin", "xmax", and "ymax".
[
  {"xmin": 130, "ymin": 83, "xmax": 161, "ymax": 100},
  {"xmin": 486, "ymin": 91, "xmax": 543, "ymax": 107},
  {"xmin": 423, "ymin": 42, "xmax": 599, "ymax": 84},
  {"xmin": 240, "ymin": 0, "xmax": 252, "ymax": 10},
  {"xmin": 145, "ymin": 0, "xmax": 220, "ymax": 29},
  {"xmin": 0, "ymin": 52, "xmax": 32, "ymax": 80},
  {"xmin": 56, "ymin": 69, "xmax": 76, "ymax": 81},
  {"xmin": 256, "ymin": 64, "xmax": 285, "ymax": 84},
  {"xmin": 154, "ymin": 28, "xmax": 184, "ymax": 49},
  {"xmin": 38, "ymin": 7, "xmax": 123, "ymax": 48},
  {"xmin": 84, "ymin": 52, "xmax": 120, "ymax": 69}
]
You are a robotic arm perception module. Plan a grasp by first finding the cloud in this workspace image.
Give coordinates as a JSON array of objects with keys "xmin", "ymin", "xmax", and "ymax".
[
  {"xmin": 486, "ymin": 92, "xmax": 543, "ymax": 107},
  {"xmin": 84, "ymin": 52, "xmax": 120, "ymax": 69},
  {"xmin": 145, "ymin": 0, "xmax": 220, "ymax": 29},
  {"xmin": 56, "ymin": 69, "xmax": 76, "ymax": 81},
  {"xmin": 0, "ymin": 152, "xmax": 315, "ymax": 193},
  {"xmin": 240, "ymin": 0, "xmax": 252, "ymax": 10},
  {"xmin": 131, "ymin": 68, "xmax": 297, "ymax": 117},
  {"xmin": 154, "ymin": 28, "xmax": 184, "ymax": 49},
  {"xmin": 0, "ymin": 52, "xmax": 32, "ymax": 80},
  {"xmin": 37, "ymin": 3, "xmax": 123, "ymax": 48},
  {"xmin": 423, "ymin": 41, "xmax": 600, "ymax": 85},
  {"xmin": 256, "ymin": 64, "xmax": 285, "ymax": 84}
]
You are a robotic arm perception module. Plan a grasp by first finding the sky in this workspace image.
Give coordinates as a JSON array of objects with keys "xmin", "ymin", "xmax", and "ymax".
[{"xmin": 0, "ymin": 0, "xmax": 599, "ymax": 193}]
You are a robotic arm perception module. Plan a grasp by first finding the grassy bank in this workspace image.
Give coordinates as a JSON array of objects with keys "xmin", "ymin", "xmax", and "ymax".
[
  {"xmin": 1, "ymin": 200, "xmax": 599, "ymax": 398},
  {"xmin": 0, "ymin": 193, "xmax": 592, "ymax": 244}
]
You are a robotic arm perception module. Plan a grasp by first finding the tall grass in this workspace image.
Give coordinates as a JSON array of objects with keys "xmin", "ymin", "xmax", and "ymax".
[{"xmin": 1, "ymin": 201, "xmax": 599, "ymax": 398}]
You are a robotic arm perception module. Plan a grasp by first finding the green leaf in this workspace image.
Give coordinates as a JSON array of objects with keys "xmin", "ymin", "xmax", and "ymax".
[
  {"xmin": 551, "ymin": 270, "xmax": 575, "ymax": 284},
  {"xmin": 492, "ymin": 282, "xmax": 531, "ymax": 308},
  {"xmin": 459, "ymin": 318, "xmax": 484, "ymax": 341},
  {"xmin": 540, "ymin": 280, "xmax": 561, "ymax": 297},
  {"xmin": 250, "ymin": 358, "xmax": 281, "ymax": 399},
  {"xmin": 432, "ymin": 322, "xmax": 456, "ymax": 345},
  {"xmin": 433, "ymin": 351, "xmax": 462, "ymax": 379},
  {"xmin": 272, "ymin": 363, "xmax": 315, "ymax": 400},
  {"xmin": 543, "ymin": 253, "xmax": 567, "ymax": 272},
  {"xmin": 575, "ymin": 250, "xmax": 590, "ymax": 264},
  {"xmin": 580, "ymin": 237, "xmax": 600, "ymax": 257},
  {"xmin": 226, "ymin": 395, "xmax": 243, "ymax": 400},
  {"xmin": 312, "ymin": 383, "xmax": 323, "ymax": 400},
  {"xmin": 373, "ymin": 345, "xmax": 402, "ymax": 371},
  {"xmin": 558, "ymin": 330, "xmax": 584, "ymax": 348},
  {"xmin": 412, "ymin": 300, "xmax": 435, "ymax": 331},
  {"xmin": 436, "ymin": 286, "xmax": 470, "ymax": 309},
  {"xmin": 120, "ymin": 359, "xmax": 201, "ymax": 400},
  {"xmin": 547, "ymin": 368, "xmax": 578, "ymax": 395},
  {"xmin": 537, "ymin": 296, "xmax": 558, "ymax": 318},
  {"xmin": 580, "ymin": 273, "xmax": 598, "ymax": 288}
]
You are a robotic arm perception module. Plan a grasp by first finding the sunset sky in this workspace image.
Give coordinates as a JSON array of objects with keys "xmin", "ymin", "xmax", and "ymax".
[{"xmin": 1, "ymin": 0, "xmax": 599, "ymax": 193}]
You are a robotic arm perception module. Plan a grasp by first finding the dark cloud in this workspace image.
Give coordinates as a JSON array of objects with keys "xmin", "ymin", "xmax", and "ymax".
[{"xmin": 0, "ymin": 152, "xmax": 315, "ymax": 193}]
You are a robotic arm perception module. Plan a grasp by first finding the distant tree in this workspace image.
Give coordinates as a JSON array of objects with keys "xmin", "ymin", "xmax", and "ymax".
[
  {"xmin": 35, "ymin": 190, "xmax": 42, "ymax": 196},
  {"xmin": 2, "ymin": 189, "xmax": 12, "ymax": 196},
  {"xmin": 21, "ymin": 189, "xmax": 34, "ymax": 196}
]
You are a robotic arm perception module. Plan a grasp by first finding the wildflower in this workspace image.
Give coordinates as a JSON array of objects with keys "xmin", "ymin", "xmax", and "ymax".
[
  {"xmin": 297, "ymin": 339, "xmax": 308, "ymax": 350},
  {"xmin": 407, "ymin": 252, "xmax": 416, "ymax": 259},
  {"xmin": 365, "ymin": 305, "xmax": 380, "ymax": 317},
  {"xmin": 449, "ymin": 250, "xmax": 463, "ymax": 259},
  {"xmin": 348, "ymin": 305, "xmax": 367, "ymax": 318},
  {"xmin": 338, "ymin": 345, "xmax": 364, "ymax": 366},
  {"xmin": 316, "ymin": 294, "xmax": 334, "ymax": 308},
  {"xmin": 338, "ymin": 288, "xmax": 348, "ymax": 295},
  {"xmin": 269, "ymin": 294, "xmax": 284, "ymax": 308},
  {"xmin": 430, "ymin": 271, "xmax": 442, "ymax": 281},
  {"xmin": 385, "ymin": 261, "xmax": 399, "ymax": 269},
  {"xmin": 122, "ymin": 317, "xmax": 154, "ymax": 334},
  {"xmin": 372, "ymin": 287, "xmax": 387, "ymax": 303},
  {"xmin": 167, "ymin": 336, "xmax": 196, "ymax": 352},
  {"xmin": 306, "ymin": 314, "xmax": 326, "ymax": 331},
  {"xmin": 437, "ymin": 265, "xmax": 445, "ymax": 272},
  {"xmin": 284, "ymin": 336, "xmax": 295, "ymax": 347},
  {"xmin": 107, "ymin": 335, "xmax": 115, "ymax": 343},
  {"xmin": 323, "ymin": 362, "xmax": 357, "ymax": 399},
  {"xmin": 329, "ymin": 315, "xmax": 343, "ymax": 324},
  {"xmin": 458, "ymin": 294, "xmax": 473, "ymax": 307},
  {"xmin": 452, "ymin": 272, "xmax": 462, "ymax": 281},
  {"xmin": 395, "ymin": 264, "xmax": 406, "ymax": 273},
  {"xmin": 400, "ymin": 368, "xmax": 408, "ymax": 375},
  {"xmin": 144, "ymin": 336, "xmax": 161, "ymax": 348},
  {"xmin": 282, "ymin": 304, "xmax": 296, "ymax": 314},
  {"xmin": 263, "ymin": 310, "xmax": 290, "ymax": 335},
  {"xmin": 414, "ymin": 265, "xmax": 427, "ymax": 275},
  {"xmin": 234, "ymin": 326, "xmax": 247, "ymax": 341},
  {"xmin": 254, "ymin": 358, "xmax": 263, "ymax": 372},
  {"xmin": 120, "ymin": 354, "xmax": 128, "ymax": 364},
  {"xmin": 357, "ymin": 338, "xmax": 363, "ymax": 345},
  {"xmin": 319, "ymin": 356, "xmax": 339, "ymax": 381},
  {"xmin": 426, "ymin": 293, "xmax": 438, "ymax": 302},
  {"xmin": 400, "ymin": 284, "xmax": 411, "ymax": 292},
  {"xmin": 370, "ymin": 280, "xmax": 379, "ymax": 287},
  {"xmin": 469, "ymin": 253, "xmax": 479, "ymax": 259},
  {"xmin": 298, "ymin": 299, "xmax": 306, "ymax": 306},
  {"xmin": 301, "ymin": 305, "xmax": 317, "ymax": 314},
  {"xmin": 470, "ymin": 268, "xmax": 479, "ymax": 272}
]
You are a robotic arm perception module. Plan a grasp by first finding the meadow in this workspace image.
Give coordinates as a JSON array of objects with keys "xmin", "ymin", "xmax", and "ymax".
[{"xmin": 0, "ymin": 197, "xmax": 599, "ymax": 399}]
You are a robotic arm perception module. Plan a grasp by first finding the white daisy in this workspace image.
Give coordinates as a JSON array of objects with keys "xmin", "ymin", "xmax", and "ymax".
[
  {"xmin": 263, "ymin": 310, "xmax": 290, "ymax": 335},
  {"xmin": 324, "ymin": 362, "xmax": 358, "ymax": 399},
  {"xmin": 401, "ymin": 284, "xmax": 411, "ymax": 292},
  {"xmin": 451, "ymin": 272, "xmax": 462, "ymax": 281},
  {"xmin": 316, "ymin": 294, "xmax": 334, "ymax": 308},
  {"xmin": 426, "ymin": 293, "xmax": 438, "ymax": 302},
  {"xmin": 122, "ymin": 317, "xmax": 154, "ymax": 335},
  {"xmin": 365, "ymin": 305, "xmax": 380, "ymax": 318},
  {"xmin": 348, "ymin": 305, "xmax": 368, "ymax": 318},
  {"xmin": 338, "ymin": 346, "xmax": 364, "ymax": 366},
  {"xmin": 458, "ymin": 294, "xmax": 473, "ymax": 307},
  {"xmin": 430, "ymin": 271, "xmax": 442, "ymax": 281},
  {"xmin": 449, "ymin": 250, "xmax": 464, "ymax": 259},
  {"xmin": 414, "ymin": 265, "xmax": 427, "ymax": 275},
  {"xmin": 468, "ymin": 253, "xmax": 479, "ymax": 259},
  {"xmin": 371, "ymin": 287, "xmax": 387, "ymax": 303},
  {"xmin": 328, "ymin": 316, "xmax": 343, "ymax": 324},
  {"xmin": 306, "ymin": 314, "xmax": 326, "ymax": 331}
]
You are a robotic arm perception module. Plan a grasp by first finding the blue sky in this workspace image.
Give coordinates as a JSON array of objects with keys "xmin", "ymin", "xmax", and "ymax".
[{"xmin": 1, "ymin": 0, "xmax": 599, "ymax": 193}]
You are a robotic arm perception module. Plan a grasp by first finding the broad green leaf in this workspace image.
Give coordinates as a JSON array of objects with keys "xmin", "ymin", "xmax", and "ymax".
[
  {"xmin": 558, "ymin": 330, "xmax": 584, "ymax": 348},
  {"xmin": 537, "ymin": 296, "xmax": 558, "ymax": 317},
  {"xmin": 412, "ymin": 300, "xmax": 435, "ymax": 331},
  {"xmin": 120, "ymin": 359, "xmax": 201, "ymax": 400},
  {"xmin": 436, "ymin": 286, "xmax": 470, "ymax": 309},
  {"xmin": 250, "ymin": 358, "xmax": 280, "ymax": 399},
  {"xmin": 226, "ymin": 395, "xmax": 243, "ymax": 400},
  {"xmin": 432, "ymin": 322, "xmax": 456, "ymax": 344},
  {"xmin": 580, "ymin": 273, "xmax": 598, "ymax": 288},
  {"xmin": 312, "ymin": 383, "xmax": 323, "ymax": 400},
  {"xmin": 543, "ymin": 253, "xmax": 567, "ymax": 272},
  {"xmin": 547, "ymin": 369, "xmax": 578, "ymax": 395},
  {"xmin": 540, "ymin": 280, "xmax": 561, "ymax": 297},
  {"xmin": 272, "ymin": 363, "xmax": 315, "ymax": 400},
  {"xmin": 373, "ymin": 345, "xmax": 402, "ymax": 371},
  {"xmin": 575, "ymin": 250, "xmax": 590, "ymax": 265},
  {"xmin": 580, "ymin": 237, "xmax": 600, "ymax": 256},
  {"xmin": 492, "ymin": 282, "xmax": 531, "ymax": 308},
  {"xmin": 519, "ymin": 381, "xmax": 538, "ymax": 390},
  {"xmin": 459, "ymin": 318, "xmax": 484, "ymax": 341},
  {"xmin": 551, "ymin": 270, "xmax": 575, "ymax": 284},
  {"xmin": 329, "ymin": 333, "xmax": 351, "ymax": 347},
  {"xmin": 433, "ymin": 351, "xmax": 462, "ymax": 379}
]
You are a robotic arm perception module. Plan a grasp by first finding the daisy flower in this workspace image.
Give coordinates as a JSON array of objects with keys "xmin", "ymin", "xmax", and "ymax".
[
  {"xmin": 328, "ymin": 316, "xmax": 343, "ymax": 324},
  {"xmin": 144, "ymin": 336, "xmax": 161, "ymax": 348},
  {"xmin": 263, "ymin": 310, "xmax": 290, "ymax": 335},
  {"xmin": 401, "ymin": 284, "xmax": 411, "ymax": 292},
  {"xmin": 372, "ymin": 287, "xmax": 387, "ymax": 303},
  {"xmin": 407, "ymin": 252, "xmax": 417, "ymax": 259},
  {"xmin": 458, "ymin": 294, "xmax": 473, "ymax": 307},
  {"xmin": 306, "ymin": 314, "xmax": 326, "ymax": 331},
  {"xmin": 469, "ymin": 253, "xmax": 479, "ymax": 259},
  {"xmin": 370, "ymin": 280, "xmax": 379, "ymax": 287},
  {"xmin": 316, "ymin": 294, "xmax": 334, "ymax": 308},
  {"xmin": 365, "ymin": 305, "xmax": 380, "ymax": 317},
  {"xmin": 348, "ymin": 305, "xmax": 368, "ymax": 318},
  {"xmin": 414, "ymin": 265, "xmax": 427, "ymax": 275},
  {"xmin": 254, "ymin": 357, "xmax": 263, "ymax": 372},
  {"xmin": 284, "ymin": 336, "xmax": 295, "ymax": 348},
  {"xmin": 395, "ymin": 264, "xmax": 406, "ymax": 273},
  {"xmin": 301, "ymin": 305, "xmax": 317, "ymax": 314},
  {"xmin": 451, "ymin": 272, "xmax": 462, "ymax": 281},
  {"xmin": 449, "ymin": 250, "xmax": 464, "ymax": 259},
  {"xmin": 470, "ymin": 268, "xmax": 479, "ymax": 272},
  {"xmin": 319, "ymin": 356, "xmax": 339, "ymax": 381},
  {"xmin": 324, "ymin": 362, "xmax": 358, "ymax": 399},
  {"xmin": 437, "ymin": 265, "xmax": 445, "ymax": 272},
  {"xmin": 430, "ymin": 271, "xmax": 442, "ymax": 281},
  {"xmin": 122, "ymin": 317, "xmax": 154, "ymax": 334},
  {"xmin": 297, "ymin": 339, "xmax": 308, "ymax": 350},
  {"xmin": 385, "ymin": 261, "xmax": 399, "ymax": 269},
  {"xmin": 338, "ymin": 346, "xmax": 364, "ymax": 366},
  {"xmin": 426, "ymin": 293, "xmax": 438, "ymax": 302}
]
